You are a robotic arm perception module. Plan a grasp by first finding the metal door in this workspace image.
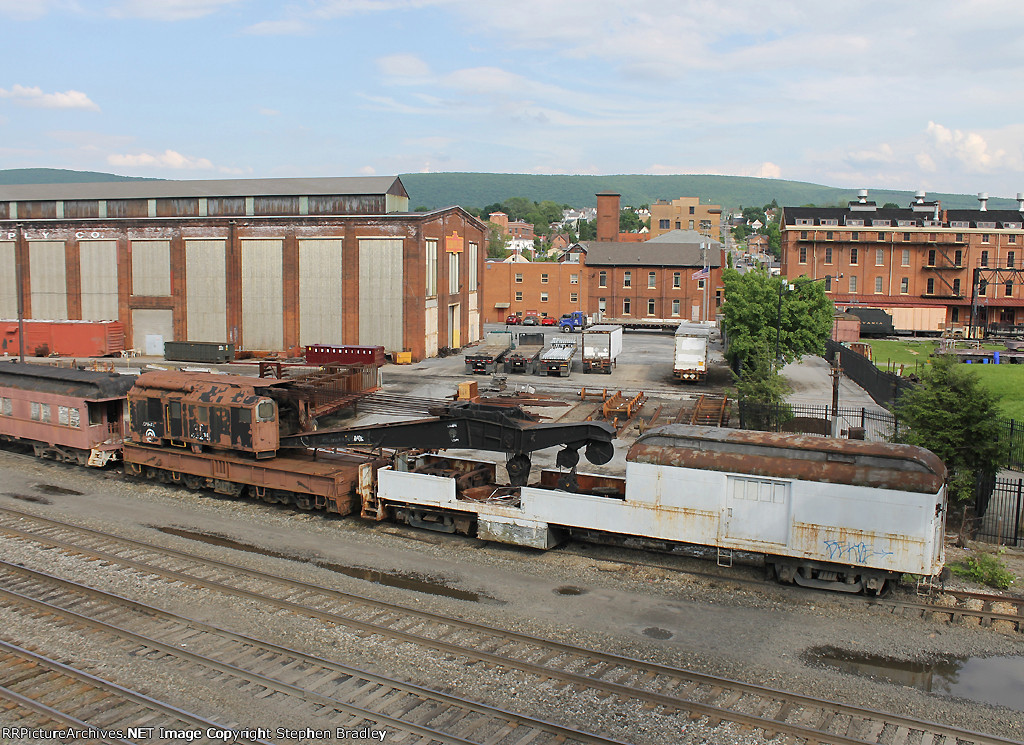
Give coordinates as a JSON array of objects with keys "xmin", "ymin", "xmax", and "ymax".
[{"xmin": 723, "ymin": 475, "xmax": 791, "ymax": 545}]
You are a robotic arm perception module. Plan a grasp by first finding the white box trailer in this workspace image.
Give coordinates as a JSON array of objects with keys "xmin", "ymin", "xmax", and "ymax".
[
  {"xmin": 580, "ymin": 324, "xmax": 623, "ymax": 374},
  {"xmin": 673, "ymin": 322, "xmax": 710, "ymax": 382},
  {"xmin": 375, "ymin": 426, "xmax": 947, "ymax": 594}
]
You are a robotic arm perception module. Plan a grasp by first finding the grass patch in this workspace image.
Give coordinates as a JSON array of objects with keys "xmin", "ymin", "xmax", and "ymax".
[
  {"xmin": 867, "ymin": 339, "xmax": 938, "ymax": 371},
  {"xmin": 948, "ymin": 549, "xmax": 1015, "ymax": 590},
  {"xmin": 862, "ymin": 339, "xmax": 1024, "ymax": 420}
]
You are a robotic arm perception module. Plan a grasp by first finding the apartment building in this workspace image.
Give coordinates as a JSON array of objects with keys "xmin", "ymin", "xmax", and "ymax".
[
  {"xmin": 780, "ymin": 191, "xmax": 1024, "ymax": 335},
  {"xmin": 649, "ymin": 196, "xmax": 722, "ymax": 239}
]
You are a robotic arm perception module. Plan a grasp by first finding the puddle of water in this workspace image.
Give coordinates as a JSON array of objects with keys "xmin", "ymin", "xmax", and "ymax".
[
  {"xmin": 34, "ymin": 484, "xmax": 82, "ymax": 496},
  {"xmin": 155, "ymin": 526, "xmax": 497, "ymax": 604},
  {"xmin": 3, "ymin": 493, "xmax": 52, "ymax": 505},
  {"xmin": 806, "ymin": 646, "xmax": 1024, "ymax": 712},
  {"xmin": 643, "ymin": 627, "xmax": 673, "ymax": 640},
  {"xmin": 554, "ymin": 586, "xmax": 586, "ymax": 596}
]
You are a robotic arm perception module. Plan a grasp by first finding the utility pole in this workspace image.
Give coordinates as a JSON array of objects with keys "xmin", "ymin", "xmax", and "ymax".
[{"xmin": 831, "ymin": 350, "xmax": 841, "ymax": 437}]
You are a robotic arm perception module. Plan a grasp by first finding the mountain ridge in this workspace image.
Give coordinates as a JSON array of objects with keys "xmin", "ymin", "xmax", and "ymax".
[{"xmin": 0, "ymin": 168, "xmax": 1016, "ymax": 212}]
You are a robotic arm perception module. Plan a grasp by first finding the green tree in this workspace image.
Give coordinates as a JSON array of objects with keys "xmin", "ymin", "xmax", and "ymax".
[
  {"xmin": 882, "ymin": 202, "xmax": 900, "ymax": 209},
  {"xmin": 619, "ymin": 208, "xmax": 643, "ymax": 233},
  {"xmin": 486, "ymin": 223, "xmax": 510, "ymax": 259},
  {"xmin": 578, "ymin": 219, "xmax": 596, "ymax": 241},
  {"xmin": 765, "ymin": 222, "xmax": 782, "ymax": 258},
  {"xmin": 892, "ymin": 355, "xmax": 1007, "ymax": 505},
  {"xmin": 720, "ymin": 268, "xmax": 834, "ymax": 367},
  {"xmin": 732, "ymin": 340, "xmax": 792, "ymax": 429}
]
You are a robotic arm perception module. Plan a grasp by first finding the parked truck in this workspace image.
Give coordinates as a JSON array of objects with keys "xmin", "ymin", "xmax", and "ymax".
[
  {"xmin": 580, "ymin": 324, "xmax": 623, "ymax": 374},
  {"xmin": 673, "ymin": 322, "xmax": 711, "ymax": 382},
  {"xmin": 505, "ymin": 332, "xmax": 546, "ymax": 374},
  {"xmin": 558, "ymin": 311, "xmax": 590, "ymax": 333},
  {"xmin": 539, "ymin": 338, "xmax": 577, "ymax": 377},
  {"xmin": 464, "ymin": 331, "xmax": 513, "ymax": 374}
]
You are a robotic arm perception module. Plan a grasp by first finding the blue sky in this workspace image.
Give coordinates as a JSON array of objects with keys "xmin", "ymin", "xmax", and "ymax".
[{"xmin": 2, "ymin": 0, "xmax": 1024, "ymax": 198}]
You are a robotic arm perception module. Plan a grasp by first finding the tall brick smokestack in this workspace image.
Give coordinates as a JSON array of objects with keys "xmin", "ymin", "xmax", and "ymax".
[{"xmin": 596, "ymin": 191, "xmax": 620, "ymax": 242}]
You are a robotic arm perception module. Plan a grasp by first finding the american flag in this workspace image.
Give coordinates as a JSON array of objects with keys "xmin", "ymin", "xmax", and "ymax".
[{"xmin": 691, "ymin": 268, "xmax": 709, "ymax": 280}]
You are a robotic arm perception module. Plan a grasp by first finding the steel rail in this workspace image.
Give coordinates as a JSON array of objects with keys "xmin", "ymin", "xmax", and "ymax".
[
  {"xmin": 0, "ymin": 639, "xmax": 272, "ymax": 745},
  {"xmin": 0, "ymin": 506, "xmax": 1017, "ymax": 745},
  {"xmin": 0, "ymin": 559, "xmax": 624, "ymax": 745}
]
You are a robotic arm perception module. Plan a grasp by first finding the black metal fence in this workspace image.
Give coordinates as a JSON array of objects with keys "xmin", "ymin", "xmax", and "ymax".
[
  {"xmin": 977, "ymin": 476, "xmax": 1024, "ymax": 548},
  {"xmin": 737, "ymin": 401, "xmax": 898, "ymax": 442},
  {"xmin": 824, "ymin": 340, "xmax": 917, "ymax": 407}
]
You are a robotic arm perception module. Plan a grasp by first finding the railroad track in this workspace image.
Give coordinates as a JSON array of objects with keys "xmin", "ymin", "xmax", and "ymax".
[
  {"xmin": 877, "ymin": 587, "xmax": 1023, "ymax": 633},
  {"xmin": 0, "ymin": 638, "xmax": 270, "ymax": 745},
  {"xmin": 689, "ymin": 394, "xmax": 729, "ymax": 426},
  {"xmin": 0, "ymin": 560, "xmax": 613, "ymax": 745},
  {"xmin": 0, "ymin": 506, "xmax": 1019, "ymax": 745}
]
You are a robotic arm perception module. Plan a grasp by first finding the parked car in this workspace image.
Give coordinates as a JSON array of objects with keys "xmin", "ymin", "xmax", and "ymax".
[
  {"xmin": 522, "ymin": 315, "xmax": 540, "ymax": 326},
  {"xmin": 540, "ymin": 316, "xmax": 557, "ymax": 326},
  {"xmin": 505, "ymin": 314, "xmax": 522, "ymax": 325}
]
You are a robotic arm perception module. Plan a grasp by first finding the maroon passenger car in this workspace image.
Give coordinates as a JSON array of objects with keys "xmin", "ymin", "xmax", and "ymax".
[{"xmin": 0, "ymin": 361, "xmax": 136, "ymax": 466}]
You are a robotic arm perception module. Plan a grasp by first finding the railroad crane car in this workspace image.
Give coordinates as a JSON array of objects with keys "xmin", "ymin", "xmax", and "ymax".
[
  {"xmin": 0, "ymin": 361, "xmax": 136, "ymax": 466},
  {"xmin": 372, "ymin": 425, "xmax": 947, "ymax": 594},
  {"xmin": 123, "ymin": 370, "xmax": 615, "ymax": 510}
]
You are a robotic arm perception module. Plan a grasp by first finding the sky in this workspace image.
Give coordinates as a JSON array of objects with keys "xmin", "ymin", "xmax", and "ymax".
[{"xmin": 2, "ymin": 0, "xmax": 1024, "ymax": 198}]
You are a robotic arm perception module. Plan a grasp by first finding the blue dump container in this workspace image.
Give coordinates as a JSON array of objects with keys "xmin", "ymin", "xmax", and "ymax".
[
  {"xmin": 994, "ymin": 351, "xmax": 1001, "ymax": 364},
  {"xmin": 983, "ymin": 358, "xmax": 989, "ymax": 364}
]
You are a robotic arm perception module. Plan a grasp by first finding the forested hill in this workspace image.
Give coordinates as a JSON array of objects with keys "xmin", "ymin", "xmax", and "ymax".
[
  {"xmin": 0, "ymin": 168, "xmax": 1015, "ymax": 212},
  {"xmin": 399, "ymin": 173, "xmax": 1018, "ymax": 212},
  {"xmin": 0, "ymin": 168, "xmax": 158, "ymax": 185}
]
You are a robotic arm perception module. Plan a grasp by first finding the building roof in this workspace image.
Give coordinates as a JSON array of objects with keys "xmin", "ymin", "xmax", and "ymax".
[
  {"xmin": 0, "ymin": 175, "xmax": 409, "ymax": 202},
  {"xmin": 578, "ymin": 231, "xmax": 722, "ymax": 268},
  {"xmin": 782, "ymin": 205, "xmax": 1024, "ymax": 229}
]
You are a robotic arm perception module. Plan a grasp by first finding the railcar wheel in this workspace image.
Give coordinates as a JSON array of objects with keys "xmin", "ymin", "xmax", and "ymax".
[
  {"xmin": 555, "ymin": 447, "xmax": 580, "ymax": 469},
  {"xmin": 183, "ymin": 475, "xmax": 204, "ymax": 490},
  {"xmin": 585, "ymin": 440, "xmax": 615, "ymax": 465},
  {"xmin": 506, "ymin": 454, "xmax": 531, "ymax": 486}
]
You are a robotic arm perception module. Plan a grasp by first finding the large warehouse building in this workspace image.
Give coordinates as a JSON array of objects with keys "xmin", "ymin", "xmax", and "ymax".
[{"xmin": 0, "ymin": 176, "xmax": 486, "ymax": 361}]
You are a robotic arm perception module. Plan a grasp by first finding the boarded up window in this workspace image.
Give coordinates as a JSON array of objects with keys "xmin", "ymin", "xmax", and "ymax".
[
  {"xmin": 106, "ymin": 199, "xmax": 148, "ymax": 218},
  {"xmin": 207, "ymin": 198, "xmax": 245, "ymax": 216},
  {"xmin": 131, "ymin": 240, "xmax": 172, "ymax": 296},
  {"xmin": 18, "ymin": 201, "xmax": 58, "ymax": 219},
  {"xmin": 254, "ymin": 196, "xmax": 300, "ymax": 215},
  {"xmin": 156, "ymin": 198, "xmax": 200, "ymax": 217},
  {"xmin": 64, "ymin": 200, "xmax": 100, "ymax": 219}
]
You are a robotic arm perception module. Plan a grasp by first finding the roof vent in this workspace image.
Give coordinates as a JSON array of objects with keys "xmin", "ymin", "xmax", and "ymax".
[
  {"xmin": 1018, "ymin": 192, "xmax": 1024, "ymax": 211},
  {"xmin": 978, "ymin": 192, "xmax": 989, "ymax": 211},
  {"xmin": 915, "ymin": 190, "xmax": 927, "ymax": 204},
  {"xmin": 857, "ymin": 189, "xmax": 869, "ymax": 204}
]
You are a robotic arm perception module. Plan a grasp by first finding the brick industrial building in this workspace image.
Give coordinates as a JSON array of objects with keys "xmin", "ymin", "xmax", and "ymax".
[
  {"xmin": 0, "ymin": 176, "xmax": 486, "ymax": 361},
  {"xmin": 483, "ymin": 191, "xmax": 723, "ymax": 324},
  {"xmin": 780, "ymin": 191, "xmax": 1024, "ymax": 335}
]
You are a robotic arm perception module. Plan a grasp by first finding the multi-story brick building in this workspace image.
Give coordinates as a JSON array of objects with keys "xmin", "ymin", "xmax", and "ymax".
[
  {"xmin": 0, "ymin": 176, "xmax": 486, "ymax": 361},
  {"xmin": 780, "ymin": 191, "xmax": 1024, "ymax": 335},
  {"xmin": 482, "ymin": 192, "xmax": 723, "ymax": 324},
  {"xmin": 649, "ymin": 196, "xmax": 722, "ymax": 239}
]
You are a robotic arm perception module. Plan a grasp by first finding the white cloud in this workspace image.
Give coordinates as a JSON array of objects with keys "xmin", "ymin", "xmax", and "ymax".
[
  {"xmin": 0, "ymin": 85, "xmax": 99, "ymax": 111},
  {"xmin": 0, "ymin": 0, "xmax": 80, "ymax": 20},
  {"xmin": 107, "ymin": 149, "xmax": 214, "ymax": 169},
  {"xmin": 377, "ymin": 54, "xmax": 432, "ymax": 80},
  {"xmin": 258, "ymin": 107, "xmax": 280, "ymax": 116},
  {"xmin": 358, "ymin": 165, "xmax": 376, "ymax": 175},
  {"xmin": 242, "ymin": 19, "xmax": 312, "ymax": 35},
  {"xmin": 845, "ymin": 144, "xmax": 896, "ymax": 166},
  {"xmin": 106, "ymin": 0, "xmax": 240, "ymax": 21},
  {"xmin": 925, "ymin": 121, "xmax": 1003, "ymax": 171}
]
